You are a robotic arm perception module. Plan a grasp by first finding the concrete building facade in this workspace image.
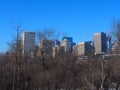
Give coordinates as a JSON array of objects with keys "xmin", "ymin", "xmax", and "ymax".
[
  {"xmin": 22, "ymin": 31, "xmax": 35, "ymax": 54},
  {"xmin": 52, "ymin": 46, "xmax": 65, "ymax": 57},
  {"xmin": 39, "ymin": 39, "xmax": 53, "ymax": 58},
  {"xmin": 94, "ymin": 32, "xmax": 107, "ymax": 54},
  {"xmin": 72, "ymin": 45, "xmax": 78, "ymax": 56},
  {"xmin": 77, "ymin": 41, "xmax": 93, "ymax": 56},
  {"xmin": 60, "ymin": 39, "xmax": 70, "ymax": 52}
]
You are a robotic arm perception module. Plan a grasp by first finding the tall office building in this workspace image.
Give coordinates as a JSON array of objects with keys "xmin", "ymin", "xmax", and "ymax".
[
  {"xmin": 53, "ymin": 39, "xmax": 60, "ymax": 47},
  {"xmin": 72, "ymin": 45, "xmax": 78, "ymax": 56},
  {"xmin": 39, "ymin": 39, "xmax": 53, "ymax": 58},
  {"xmin": 62, "ymin": 37, "xmax": 73, "ymax": 52},
  {"xmin": 52, "ymin": 46, "xmax": 65, "ymax": 57},
  {"xmin": 22, "ymin": 31, "xmax": 36, "ymax": 54},
  {"xmin": 62, "ymin": 37, "xmax": 73, "ymax": 43},
  {"xmin": 94, "ymin": 32, "xmax": 107, "ymax": 54},
  {"xmin": 77, "ymin": 41, "xmax": 93, "ymax": 56},
  {"xmin": 60, "ymin": 39, "xmax": 71, "ymax": 52}
]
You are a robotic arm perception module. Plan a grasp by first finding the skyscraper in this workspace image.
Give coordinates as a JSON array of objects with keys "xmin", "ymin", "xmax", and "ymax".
[
  {"xmin": 39, "ymin": 39, "xmax": 53, "ymax": 58},
  {"xmin": 62, "ymin": 37, "xmax": 73, "ymax": 52},
  {"xmin": 62, "ymin": 37, "xmax": 73, "ymax": 43},
  {"xmin": 60, "ymin": 39, "xmax": 71, "ymax": 52},
  {"xmin": 52, "ymin": 46, "xmax": 65, "ymax": 57},
  {"xmin": 72, "ymin": 45, "xmax": 78, "ymax": 56},
  {"xmin": 53, "ymin": 39, "xmax": 60, "ymax": 47},
  {"xmin": 77, "ymin": 41, "xmax": 93, "ymax": 56},
  {"xmin": 94, "ymin": 32, "xmax": 107, "ymax": 54},
  {"xmin": 22, "ymin": 31, "xmax": 36, "ymax": 54}
]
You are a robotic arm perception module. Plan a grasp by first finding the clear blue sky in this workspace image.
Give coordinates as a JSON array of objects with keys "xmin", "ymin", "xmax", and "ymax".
[{"xmin": 0, "ymin": 0, "xmax": 120, "ymax": 52}]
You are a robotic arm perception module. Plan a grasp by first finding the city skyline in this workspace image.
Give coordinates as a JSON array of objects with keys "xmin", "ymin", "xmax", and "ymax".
[
  {"xmin": 7, "ymin": 30, "xmax": 111, "ymax": 57},
  {"xmin": 1, "ymin": 0, "xmax": 120, "ymax": 52}
]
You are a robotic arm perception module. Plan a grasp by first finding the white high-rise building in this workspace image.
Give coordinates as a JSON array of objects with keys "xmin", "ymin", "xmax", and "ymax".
[
  {"xmin": 22, "ymin": 31, "xmax": 35, "ymax": 54},
  {"xmin": 60, "ymin": 39, "xmax": 71, "ymax": 52}
]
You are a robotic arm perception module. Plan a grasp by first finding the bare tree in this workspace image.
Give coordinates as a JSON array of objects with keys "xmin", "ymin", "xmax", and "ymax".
[
  {"xmin": 111, "ymin": 19, "xmax": 120, "ymax": 53},
  {"xmin": 37, "ymin": 29, "xmax": 60, "ymax": 59},
  {"xmin": 7, "ymin": 25, "xmax": 28, "ymax": 90}
]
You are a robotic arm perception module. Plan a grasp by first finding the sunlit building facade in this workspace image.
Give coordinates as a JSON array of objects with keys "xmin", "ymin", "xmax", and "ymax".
[{"xmin": 94, "ymin": 32, "xmax": 107, "ymax": 54}]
